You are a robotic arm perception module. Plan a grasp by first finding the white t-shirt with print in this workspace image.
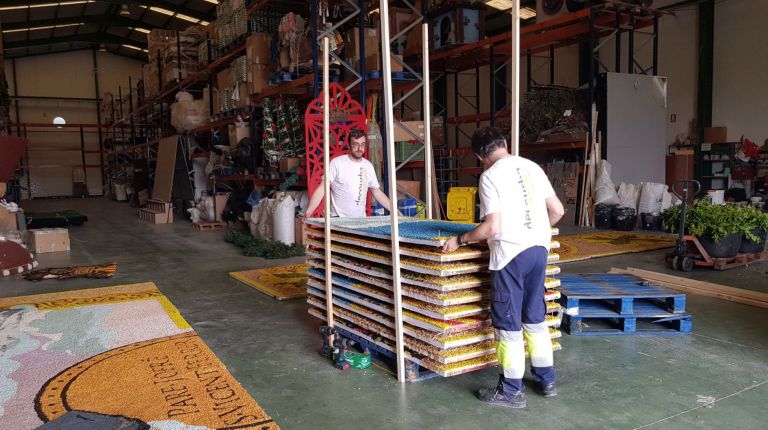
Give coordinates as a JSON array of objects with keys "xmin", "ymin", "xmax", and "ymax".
[
  {"xmin": 328, "ymin": 154, "xmax": 380, "ymax": 217},
  {"xmin": 479, "ymin": 155, "xmax": 556, "ymax": 270}
]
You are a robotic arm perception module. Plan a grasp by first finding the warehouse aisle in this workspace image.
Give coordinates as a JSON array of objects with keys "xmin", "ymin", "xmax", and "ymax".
[{"xmin": 2, "ymin": 198, "xmax": 767, "ymax": 430}]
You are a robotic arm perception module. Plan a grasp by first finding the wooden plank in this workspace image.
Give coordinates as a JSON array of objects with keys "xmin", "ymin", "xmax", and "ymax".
[
  {"xmin": 152, "ymin": 136, "xmax": 179, "ymax": 202},
  {"xmin": 616, "ymin": 267, "xmax": 768, "ymax": 302},
  {"xmin": 608, "ymin": 268, "xmax": 768, "ymax": 309}
]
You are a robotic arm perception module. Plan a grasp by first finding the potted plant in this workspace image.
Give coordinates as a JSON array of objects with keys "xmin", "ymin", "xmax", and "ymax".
[
  {"xmin": 739, "ymin": 206, "xmax": 768, "ymax": 253},
  {"xmin": 661, "ymin": 200, "xmax": 745, "ymax": 258}
]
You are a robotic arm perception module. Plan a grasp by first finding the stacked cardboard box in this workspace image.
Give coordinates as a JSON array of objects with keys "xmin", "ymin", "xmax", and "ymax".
[
  {"xmin": 344, "ymin": 27, "xmax": 404, "ymax": 73},
  {"xmin": 216, "ymin": 0, "xmax": 248, "ymax": 49},
  {"xmin": 246, "ymin": 33, "xmax": 272, "ymax": 95}
]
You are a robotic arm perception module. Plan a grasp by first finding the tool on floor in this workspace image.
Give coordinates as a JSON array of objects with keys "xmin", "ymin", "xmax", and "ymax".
[
  {"xmin": 318, "ymin": 325, "xmax": 336, "ymax": 359},
  {"xmin": 669, "ymin": 180, "xmax": 700, "ymax": 272},
  {"xmin": 333, "ymin": 338, "xmax": 353, "ymax": 370}
]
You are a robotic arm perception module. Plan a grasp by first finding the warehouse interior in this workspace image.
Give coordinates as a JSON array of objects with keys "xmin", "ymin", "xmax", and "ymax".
[{"xmin": 1, "ymin": 1, "xmax": 767, "ymax": 429}]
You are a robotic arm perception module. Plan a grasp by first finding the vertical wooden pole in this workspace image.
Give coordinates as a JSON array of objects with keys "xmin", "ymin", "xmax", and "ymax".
[
  {"xmin": 422, "ymin": 22, "xmax": 433, "ymax": 220},
  {"xmin": 322, "ymin": 36, "xmax": 334, "ymax": 328},
  {"xmin": 510, "ymin": 3, "xmax": 520, "ymax": 156},
  {"xmin": 380, "ymin": 0, "xmax": 406, "ymax": 383}
]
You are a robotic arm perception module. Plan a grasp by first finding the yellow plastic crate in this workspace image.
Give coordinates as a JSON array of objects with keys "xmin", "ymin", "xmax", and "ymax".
[{"xmin": 447, "ymin": 187, "xmax": 477, "ymax": 222}]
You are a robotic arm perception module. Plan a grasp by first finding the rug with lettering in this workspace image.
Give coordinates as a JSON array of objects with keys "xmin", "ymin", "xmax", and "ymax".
[{"xmin": 0, "ymin": 282, "xmax": 279, "ymax": 429}]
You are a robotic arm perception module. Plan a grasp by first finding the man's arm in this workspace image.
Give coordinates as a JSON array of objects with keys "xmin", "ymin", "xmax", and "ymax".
[
  {"xmin": 303, "ymin": 185, "xmax": 325, "ymax": 218},
  {"xmin": 442, "ymin": 212, "xmax": 501, "ymax": 253},
  {"xmin": 546, "ymin": 195, "xmax": 565, "ymax": 226}
]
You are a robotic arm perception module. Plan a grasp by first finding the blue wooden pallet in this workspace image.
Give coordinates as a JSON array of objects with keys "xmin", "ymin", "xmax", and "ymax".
[
  {"xmin": 564, "ymin": 302, "xmax": 693, "ymax": 335},
  {"xmin": 558, "ymin": 274, "xmax": 687, "ymax": 315}
]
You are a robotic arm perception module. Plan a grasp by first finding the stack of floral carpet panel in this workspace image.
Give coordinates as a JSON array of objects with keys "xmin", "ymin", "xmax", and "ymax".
[{"xmin": 304, "ymin": 217, "xmax": 563, "ymax": 378}]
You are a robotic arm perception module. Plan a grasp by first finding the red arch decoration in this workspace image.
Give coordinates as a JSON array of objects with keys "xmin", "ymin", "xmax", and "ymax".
[{"xmin": 304, "ymin": 83, "xmax": 368, "ymax": 217}]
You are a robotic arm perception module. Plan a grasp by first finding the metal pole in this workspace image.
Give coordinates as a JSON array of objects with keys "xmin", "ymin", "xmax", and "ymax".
[
  {"xmin": 380, "ymin": 0, "xmax": 406, "ymax": 383},
  {"xmin": 526, "ymin": 50, "xmax": 532, "ymax": 93},
  {"xmin": 80, "ymin": 126, "xmax": 88, "ymax": 187},
  {"xmin": 615, "ymin": 11, "xmax": 621, "ymax": 73},
  {"xmin": 359, "ymin": 0, "xmax": 367, "ymax": 111},
  {"xmin": 549, "ymin": 45, "xmax": 555, "ymax": 85},
  {"xmin": 11, "ymin": 59, "xmax": 21, "ymax": 136},
  {"xmin": 490, "ymin": 44, "xmax": 496, "ymax": 126},
  {"xmin": 422, "ymin": 22, "xmax": 433, "ymax": 219},
  {"xmin": 510, "ymin": 2, "xmax": 520, "ymax": 156},
  {"xmin": 588, "ymin": 8, "xmax": 596, "ymax": 151},
  {"xmin": 312, "ymin": 0, "xmax": 320, "ymax": 99},
  {"xmin": 176, "ymin": 30, "xmax": 182, "ymax": 82},
  {"xmin": 628, "ymin": 15, "xmax": 635, "ymax": 73},
  {"xmin": 652, "ymin": 16, "xmax": 659, "ymax": 75},
  {"xmin": 322, "ymin": 36, "xmax": 334, "ymax": 329},
  {"xmin": 93, "ymin": 49, "xmax": 104, "ymax": 194}
]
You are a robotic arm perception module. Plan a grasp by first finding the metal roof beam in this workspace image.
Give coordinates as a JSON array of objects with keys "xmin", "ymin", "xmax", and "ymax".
[
  {"xmin": 4, "ymin": 32, "xmax": 147, "ymax": 50},
  {"xmin": 2, "ymin": 14, "xmax": 160, "ymax": 31},
  {"xmin": 0, "ymin": 1, "xmax": 213, "ymax": 21}
]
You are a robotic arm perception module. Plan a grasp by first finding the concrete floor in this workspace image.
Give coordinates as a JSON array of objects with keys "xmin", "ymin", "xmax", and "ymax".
[{"xmin": 2, "ymin": 198, "xmax": 767, "ymax": 430}]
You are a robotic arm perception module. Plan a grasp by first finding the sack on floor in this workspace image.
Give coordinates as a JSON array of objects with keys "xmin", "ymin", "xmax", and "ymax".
[
  {"xmin": 594, "ymin": 160, "xmax": 620, "ymax": 206},
  {"xmin": 617, "ymin": 182, "xmax": 639, "ymax": 211},
  {"xmin": 638, "ymin": 182, "xmax": 667, "ymax": 215}
]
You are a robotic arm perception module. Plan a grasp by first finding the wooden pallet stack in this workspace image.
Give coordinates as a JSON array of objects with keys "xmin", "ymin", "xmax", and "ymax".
[
  {"xmin": 138, "ymin": 199, "xmax": 173, "ymax": 224},
  {"xmin": 304, "ymin": 217, "xmax": 563, "ymax": 379}
]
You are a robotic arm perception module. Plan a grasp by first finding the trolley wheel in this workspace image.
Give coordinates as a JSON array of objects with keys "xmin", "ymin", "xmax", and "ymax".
[
  {"xmin": 681, "ymin": 256, "xmax": 695, "ymax": 272},
  {"xmin": 671, "ymin": 255, "xmax": 681, "ymax": 271}
]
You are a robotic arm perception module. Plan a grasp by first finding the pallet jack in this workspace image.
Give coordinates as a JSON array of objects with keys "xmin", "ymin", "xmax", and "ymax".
[{"xmin": 668, "ymin": 180, "xmax": 767, "ymax": 271}]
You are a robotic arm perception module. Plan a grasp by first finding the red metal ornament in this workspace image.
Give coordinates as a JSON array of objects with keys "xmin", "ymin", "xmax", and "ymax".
[{"xmin": 304, "ymin": 83, "xmax": 368, "ymax": 217}]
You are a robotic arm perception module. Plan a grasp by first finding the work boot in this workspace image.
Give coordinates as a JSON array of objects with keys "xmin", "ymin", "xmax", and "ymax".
[
  {"xmin": 476, "ymin": 380, "xmax": 527, "ymax": 408},
  {"xmin": 540, "ymin": 382, "xmax": 557, "ymax": 398}
]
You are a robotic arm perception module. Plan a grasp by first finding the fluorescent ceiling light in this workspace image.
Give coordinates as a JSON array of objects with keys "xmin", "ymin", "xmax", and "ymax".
[
  {"xmin": 122, "ymin": 44, "xmax": 148, "ymax": 53},
  {"xmin": 141, "ymin": 6, "xmax": 202, "ymax": 24},
  {"xmin": 2, "ymin": 23, "xmax": 83, "ymax": 34},
  {"xmin": 520, "ymin": 6, "xmax": 537, "ymax": 20},
  {"xmin": 0, "ymin": 1, "xmax": 94, "ymax": 11},
  {"xmin": 129, "ymin": 27, "xmax": 151, "ymax": 34},
  {"xmin": 204, "ymin": 0, "xmax": 219, "ymax": 4}
]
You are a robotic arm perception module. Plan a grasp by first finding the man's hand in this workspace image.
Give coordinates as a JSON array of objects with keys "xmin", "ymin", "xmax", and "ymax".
[{"xmin": 442, "ymin": 236, "xmax": 460, "ymax": 254}]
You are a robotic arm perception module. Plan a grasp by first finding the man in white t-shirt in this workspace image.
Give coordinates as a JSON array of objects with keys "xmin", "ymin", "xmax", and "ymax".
[
  {"xmin": 303, "ymin": 129, "xmax": 395, "ymax": 218},
  {"xmin": 442, "ymin": 127, "xmax": 565, "ymax": 409}
]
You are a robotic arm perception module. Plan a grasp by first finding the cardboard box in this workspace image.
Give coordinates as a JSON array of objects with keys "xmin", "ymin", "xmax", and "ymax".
[
  {"xmin": 364, "ymin": 54, "xmax": 404, "ymax": 73},
  {"xmin": 235, "ymin": 82, "xmax": 250, "ymax": 108},
  {"xmin": 703, "ymin": 127, "xmax": 727, "ymax": 143},
  {"xmin": 345, "ymin": 27, "xmax": 380, "ymax": 66},
  {"xmin": 29, "ymin": 228, "xmax": 70, "ymax": 254},
  {"xmin": 228, "ymin": 122, "xmax": 250, "ymax": 146},
  {"xmin": 0, "ymin": 207, "xmax": 18, "ymax": 232},
  {"xmin": 217, "ymin": 69, "xmax": 232, "ymax": 90},
  {"xmin": 249, "ymin": 63, "xmax": 271, "ymax": 95},
  {"xmin": 389, "ymin": 8, "xmax": 417, "ymax": 34},
  {"xmin": 393, "ymin": 121, "xmax": 425, "ymax": 142},
  {"xmin": 397, "ymin": 180, "xmax": 422, "ymax": 200},
  {"xmin": 246, "ymin": 33, "xmax": 272, "ymax": 64},
  {"xmin": 294, "ymin": 218, "xmax": 304, "ymax": 246},
  {"xmin": 214, "ymin": 192, "xmax": 230, "ymax": 222},
  {"xmin": 404, "ymin": 27, "xmax": 423, "ymax": 57},
  {"xmin": 279, "ymin": 157, "xmax": 302, "ymax": 173}
]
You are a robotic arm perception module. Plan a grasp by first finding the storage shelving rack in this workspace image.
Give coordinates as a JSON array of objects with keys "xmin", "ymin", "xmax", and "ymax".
[{"xmin": 424, "ymin": 3, "xmax": 662, "ymax": 202}]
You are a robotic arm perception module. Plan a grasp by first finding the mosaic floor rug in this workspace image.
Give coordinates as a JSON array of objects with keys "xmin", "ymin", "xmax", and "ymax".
[
  {"xmin": 0, "ymin": 282, "xmax": 279, "ymax": 430},
  {"xmin": 230, "ymin": 265, "xmax": 308, "ymax": 300},
  {"xmin": 558, "ymin": 231, "xmax": 676, "ymax": 263}
]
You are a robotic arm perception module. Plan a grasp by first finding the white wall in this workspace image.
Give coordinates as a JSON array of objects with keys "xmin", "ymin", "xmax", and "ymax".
[
  {"xmin": 712, "ymin": 0, "xmax": 768, "ymax": 143},
  {"xmin": 5, "ymin": 50, "xmax": 143, "ymax": 197}
]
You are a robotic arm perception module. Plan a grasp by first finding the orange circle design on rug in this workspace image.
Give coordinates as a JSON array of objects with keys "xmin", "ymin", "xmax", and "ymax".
[{"xmin": 37, "ymin": 332, "xmax": 278, "ymax": 429}]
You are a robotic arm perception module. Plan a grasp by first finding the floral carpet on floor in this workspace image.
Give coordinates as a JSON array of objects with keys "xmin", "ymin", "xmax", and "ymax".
[
  {"xmin": 0, "ymin": 282, "xmax": 279, "ymax": 429},
  {"xmin": 557, "ymin": 231, "xmax": 676, "ymax": 263}
]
